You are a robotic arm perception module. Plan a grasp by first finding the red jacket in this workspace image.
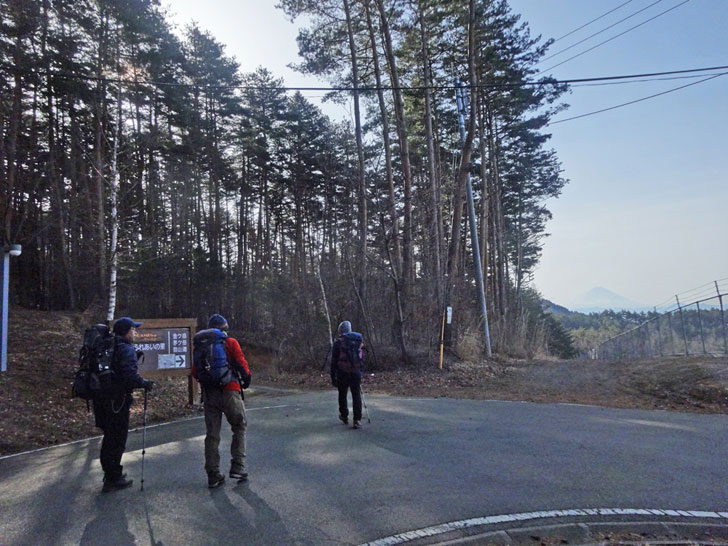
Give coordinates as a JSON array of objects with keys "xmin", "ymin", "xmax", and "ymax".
[{"xmin": 192, "ymin": 336, "xmax": 251, "ymax": 392}]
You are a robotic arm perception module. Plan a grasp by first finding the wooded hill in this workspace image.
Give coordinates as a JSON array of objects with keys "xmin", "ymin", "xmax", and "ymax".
[
  {"xmin": 554, "ymin": 307, "xmax": 728, "ymax": 357},
  {"xmin": 2, "ymin": 0, "xmax": 569, "ymax": 364}
]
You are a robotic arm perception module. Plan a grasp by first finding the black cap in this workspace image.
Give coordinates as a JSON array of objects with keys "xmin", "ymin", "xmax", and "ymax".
[{"xmin": 113, "ymin": 317, "xmax": 143, "ymax": 336}]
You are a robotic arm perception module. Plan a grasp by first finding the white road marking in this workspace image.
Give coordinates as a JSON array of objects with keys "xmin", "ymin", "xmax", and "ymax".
[
  {"xmin": 0, "ymin": 434, "xmax": 104, "ymax": 460},
  {"xmin": 247, "ymin": 404, "xmax": 291, "ymax": 411},
  {"xmin": 0, "ymin": 404, "xmax": 291, "ymax": 460},
  {"xmin": 360, "ymin": 508, "xmax": 728, "ymax": 546},
  {"xmin": 621, "ymin": 419, "xmax": 697, "ymax": 431},
  {"xmin": 590, "ymin": 416, "xmax": 697, "ymax": 432}
]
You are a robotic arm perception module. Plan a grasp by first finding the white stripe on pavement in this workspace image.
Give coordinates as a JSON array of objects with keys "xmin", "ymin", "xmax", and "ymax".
[{"xmin": 0, "ymin": 404, "xmax": 291, "ymax": 460}]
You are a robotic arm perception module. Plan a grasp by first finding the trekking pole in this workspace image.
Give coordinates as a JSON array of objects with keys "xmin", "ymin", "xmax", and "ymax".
[
  {"xmin": 141, "ymin": 389, "xmax": 148, "ymax": 491},
  {"xmin": 360, "ymin": 385, "xmax": 371, "ymax": 424},
  {"xmin": 320, "ymin": 345, "xmax": 332, "ymax": 372}
]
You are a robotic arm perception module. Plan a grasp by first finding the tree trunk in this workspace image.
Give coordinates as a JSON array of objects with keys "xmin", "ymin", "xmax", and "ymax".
[
  {"xmin": 447, "ymin": 0, "xmax": 479, "ymax": 303},
  {"xmin": 94, "ymin": 9, "xmax": 109, "ymax": 299},
  {"xmin": 343, "ymin": 0, "xmax": 368, "ymax": 307},
  {"xmin": 446, "ymin": 100, "xmax": 477, "ymax": 294},
  {"xmin": 516, "ymin": 187, "xmax": 523, "ymax": 297},
  {"xmin": 42, "ymin": 0, "xmax": 75, "ymax": 307},
  {"xmin": 486, "ymin": 101, "xmax": 506, "ymax": 316},
  {"xmin": 418, "ymin": 0, "xmax": 442, "ymax": 308},
  {"xmin": 364, "ymin": 0, "xmax": 401, "ymax": 277},
  {"xmin": 106, "ymin": 74, "xmax": 122, "ymax": 323},
  {"xmin": 3, "ymin": 33, "xmax": 23, "ymax": 243},
  {"xmin": 375, "ymin": 0, "xmax": 413, "ymax": 287}
]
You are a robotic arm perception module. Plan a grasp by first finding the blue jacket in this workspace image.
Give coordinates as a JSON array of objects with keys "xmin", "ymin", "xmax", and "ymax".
[{"xmin": 113, "ymin": 337, "xmax": 146, "ymax": 391}]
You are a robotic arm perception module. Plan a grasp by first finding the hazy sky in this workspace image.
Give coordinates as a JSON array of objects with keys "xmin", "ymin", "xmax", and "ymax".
[{"xmin": 165, "ymin": 0, "xmax": 727, "ymax": 309}]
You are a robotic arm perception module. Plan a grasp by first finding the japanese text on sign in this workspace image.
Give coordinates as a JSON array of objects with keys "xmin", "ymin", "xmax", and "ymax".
[{"xmin": 134, "ymin": 327, "xmax": 191, "ymax": 372}]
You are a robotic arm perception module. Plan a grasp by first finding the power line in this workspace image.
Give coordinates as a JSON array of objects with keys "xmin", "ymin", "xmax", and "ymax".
[
  {"xmin": 675, "ymin": 279, "xmax": 725, "ymax": 300},
  {"xmin": 553, "ymin": 0, "xmax": 635, "ymax": 43},
  {"xmin": 29, "ymin": 64, "xmax": 728, "ymax": 92},
  {"xmin": 548, "ymin": 71, "xmax": 726, "ymax": 125},
  {"xmin": 540, "ymin": 0, "xmax": 666, "ymax": 63},
  {"xmin": 569, "ymin": 72, "xmax": 727, "ymax": 88},
  {"xmin": 538, "ymin": 0, "xmax": 691, "ymax": 75},
  {"xmin": 654, "ymin": 278, "xmax": 728, "ymax": 309}
]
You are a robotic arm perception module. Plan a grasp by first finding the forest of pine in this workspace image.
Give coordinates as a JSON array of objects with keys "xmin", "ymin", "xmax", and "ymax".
[{"xmin": 1, "ymin": 0, "xmax": 577, "ymax": 365}]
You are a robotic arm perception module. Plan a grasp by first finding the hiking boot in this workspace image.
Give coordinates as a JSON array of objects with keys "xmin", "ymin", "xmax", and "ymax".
[
  {"xmin": 102, "ymin": 472, "xmax": 127, "ymax": 483},
  {"xmin": 353, "ymin": 420, "xmax": 361, "ymax": 429},
  {"xmin": 102, "ymin": 476, "xmax": 134, "ymax": 493},
  {"xmin": 338, "ymin": 413, "xmax": 348, "ymax": 425},
  {"xmin": 207, "ymin": 471, "xmax": 225, "ymax": 489},
  {"xmin": 229, "ymin": 465, "xmax": 248, "ymax": 481}
]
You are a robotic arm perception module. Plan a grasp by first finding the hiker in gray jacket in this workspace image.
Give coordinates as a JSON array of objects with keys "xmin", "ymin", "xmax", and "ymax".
[{"xmin": 330, "ymin": 321, "xmax": 364, "ymax": 429}]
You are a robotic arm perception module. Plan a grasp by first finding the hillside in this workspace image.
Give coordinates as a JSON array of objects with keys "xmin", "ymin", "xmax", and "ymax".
[
  {"xmin": 0, "ymin": 307, "xmax": 199, "ymax": 456},
  {"xmin": 0, "ymin": 306, "xmax": 726, "ymax": 457}
]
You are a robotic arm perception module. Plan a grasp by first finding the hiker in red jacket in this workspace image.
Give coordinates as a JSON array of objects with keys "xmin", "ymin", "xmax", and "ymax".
[{"xmin": 192, "ymin": 314, "xmax": 251, "ymax": 488}]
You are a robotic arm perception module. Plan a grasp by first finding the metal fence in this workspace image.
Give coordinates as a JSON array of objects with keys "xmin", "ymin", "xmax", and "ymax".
[{"xmin": 593, "ymin": 279, "xmax": 728, "ymax": 359}]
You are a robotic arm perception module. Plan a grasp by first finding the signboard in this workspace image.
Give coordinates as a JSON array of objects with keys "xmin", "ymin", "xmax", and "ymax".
[
  {"xmin": 135, "ymin": 319, "xmax": 197, "ymax": 404},
  {"xmin": 135, "ymin": 328, "xmax": 190, "ymax": 372},
  {"xmin": 444, "ymin": 306, "xmax": 453, "ymax": 347},
  {"xmin": 134, "ymin": 319, "xmax": 196, "ymax": 377}
]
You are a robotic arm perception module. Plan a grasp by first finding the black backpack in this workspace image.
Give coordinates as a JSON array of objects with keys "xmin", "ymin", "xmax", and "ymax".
[
  {"xmin": 193, "ymin": 328, "xmax": 233, "ymax": 388},
  {"xmin": 72, "ymin": 324, "xmax": 116, "ymax": 406},
  {"xmin": 337, "ymin": 332, "xmax": 364, "ymax": 374}
]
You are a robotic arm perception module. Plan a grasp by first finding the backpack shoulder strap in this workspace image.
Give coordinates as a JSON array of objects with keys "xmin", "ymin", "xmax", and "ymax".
[{"xmin": 109, "ymin": 336, "xmax": 121, "ymax": 367}]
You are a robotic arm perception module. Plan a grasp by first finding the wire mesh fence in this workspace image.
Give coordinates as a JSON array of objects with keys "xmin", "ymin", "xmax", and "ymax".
[{"xmin": 593, "ymin": 279, "xmax": 728, "ymax": 359}]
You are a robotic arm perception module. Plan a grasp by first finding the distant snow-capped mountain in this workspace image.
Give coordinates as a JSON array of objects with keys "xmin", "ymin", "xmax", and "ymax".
[{"xmin": 569, "ymin": 287, "xmax": 648, "ymax": 313}]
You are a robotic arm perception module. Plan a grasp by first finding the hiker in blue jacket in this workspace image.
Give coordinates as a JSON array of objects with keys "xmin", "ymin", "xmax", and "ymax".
[
  {"xmin": 330, "ymin": 321, "xmax": 364, "ymax": 429},
  {"xmin": 93, "ymin": 317, "xmax": 153, "ymax": 492}
]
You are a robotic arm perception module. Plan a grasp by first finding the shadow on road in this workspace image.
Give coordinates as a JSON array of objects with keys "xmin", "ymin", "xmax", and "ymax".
[{"xmin": 80, "ymin": 494, "xmax": 137, "ymax": 546}]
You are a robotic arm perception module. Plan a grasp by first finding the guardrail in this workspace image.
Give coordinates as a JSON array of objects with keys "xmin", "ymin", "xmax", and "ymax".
[{"xmin": 592, "ymin": 279, "xmax": 728, "ymax": 359}]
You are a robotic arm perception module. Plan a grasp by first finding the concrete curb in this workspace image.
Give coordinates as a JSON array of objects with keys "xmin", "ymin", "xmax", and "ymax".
[{"xmin": 362, "ymin": 510, "xmax": 728, "ymax": 546}]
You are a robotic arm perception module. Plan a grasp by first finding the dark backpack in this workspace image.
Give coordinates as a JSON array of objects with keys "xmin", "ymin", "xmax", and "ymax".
[
  {"xmin": 337, "ymin": 331, "xmax": 364, "ymax": 374},
  {"xmin": 72, "ymin": 324, "xmax": 116, "ymax": 405},
  {"xmin": 193, "ymin": 328, "xmax": 232, "ymax": 388}
]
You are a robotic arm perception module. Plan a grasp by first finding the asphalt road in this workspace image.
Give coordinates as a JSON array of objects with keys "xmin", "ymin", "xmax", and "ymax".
[{"xmin": 1, "ymin": 389, "xmax": 726, "ymax": 545}]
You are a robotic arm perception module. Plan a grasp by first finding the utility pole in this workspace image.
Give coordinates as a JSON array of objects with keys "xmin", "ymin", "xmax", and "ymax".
[
  {"xmin": 716, "ymin": 281, "xmax": 727, "ymax": 355},
  {"xmin": 455, "ymin": 78, "xmax": 492, "ymax": 357},
  {"xmin": 2, "ymin": 244, "xmax": 22, "ymax": 372}
]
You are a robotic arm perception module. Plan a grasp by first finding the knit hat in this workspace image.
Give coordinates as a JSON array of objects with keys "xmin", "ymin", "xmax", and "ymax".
[
  {"xmin": 337, "ymin": 321, "xmax": 352, "ymax": 335},
  {"xmin": 113, "ymin": 317, "xmax": 142, "ymax": 336},
  {"xmin": 208, "ymin": 314, "xmax": 229, "ymax": 330}
]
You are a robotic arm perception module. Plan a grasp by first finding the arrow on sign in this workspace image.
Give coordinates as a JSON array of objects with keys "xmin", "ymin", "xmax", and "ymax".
[{"xmin": 175, "ymin": 355, "xmax": 186, "ymax": 367}]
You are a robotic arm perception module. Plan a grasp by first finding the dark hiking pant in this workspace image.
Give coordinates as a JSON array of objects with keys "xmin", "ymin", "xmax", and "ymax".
[
  {"xmin": 203, "ymin": 387, "xmax": 247, "ymax": 474},
  {"xmin": 93, "ymin": 391, "xmax": 132, "ymax": 481},
  {"xmin": 337, "ymin": 373, "xmax": 362, "ymax": 421}
]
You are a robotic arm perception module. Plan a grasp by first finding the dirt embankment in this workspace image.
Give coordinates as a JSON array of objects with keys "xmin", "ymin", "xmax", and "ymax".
[{"xmin": 1, "ymin": 307, "xmax": 726, "ymax": 456}]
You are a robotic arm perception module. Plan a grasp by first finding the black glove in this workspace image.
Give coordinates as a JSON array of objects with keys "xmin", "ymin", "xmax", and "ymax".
[
  {"xmin": 242, "ymin": 373, "xmax": 251, "ymax": 390},
  {"xmin": 142, "ymin": 379, "xmax": 155, "ymax": 391}
]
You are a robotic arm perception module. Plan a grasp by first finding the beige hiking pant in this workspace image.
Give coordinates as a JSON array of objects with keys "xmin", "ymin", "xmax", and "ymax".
[{"xmin": 203, "ymin": 387, "xmax": 246, "ymax": 474}]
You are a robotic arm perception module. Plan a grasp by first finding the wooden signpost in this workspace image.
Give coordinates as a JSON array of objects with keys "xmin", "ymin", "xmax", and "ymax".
[{"xmin": 136, "ymin": 318, "xmax": 197, "ymax": 404}]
